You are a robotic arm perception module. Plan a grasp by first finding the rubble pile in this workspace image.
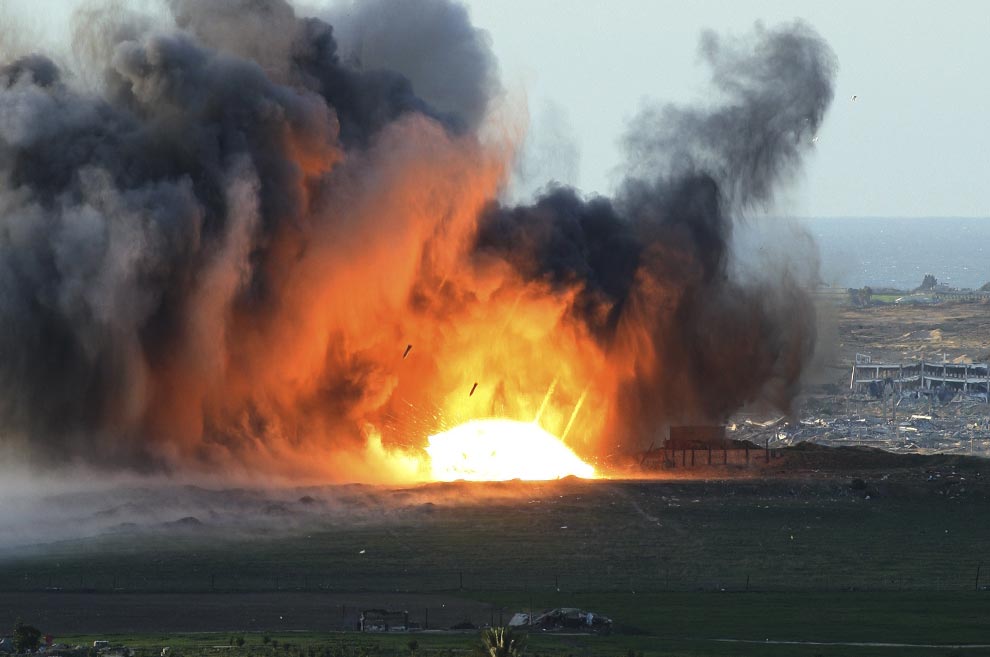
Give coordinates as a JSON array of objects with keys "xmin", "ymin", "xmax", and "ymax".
[{"xmin": 730, "ymin": 391, "xmax": 990, "ymax": 456}]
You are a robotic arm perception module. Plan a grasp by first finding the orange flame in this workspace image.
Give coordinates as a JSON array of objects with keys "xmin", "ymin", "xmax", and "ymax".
[{"xmin": 426, "ymin": 419, "xmax": 596, "ymax": 482}]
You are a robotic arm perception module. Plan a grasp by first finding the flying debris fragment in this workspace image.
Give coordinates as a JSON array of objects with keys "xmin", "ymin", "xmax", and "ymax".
[
  {"xmin": 402, "ymin": 344, "xmax": 412, "ymax": 359},
  {"xmin": 469, "ymin": 382, "xmax": 478, "ymax": 397}
]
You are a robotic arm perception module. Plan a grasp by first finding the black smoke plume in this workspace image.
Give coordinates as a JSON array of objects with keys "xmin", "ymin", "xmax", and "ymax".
[
  {"xmin": 0, "ymin": 1, "xmax": 835, "ymax": 477},
  {"xmin": 477, "ymin": 22, "xmax": 835, "ymax": 441}
]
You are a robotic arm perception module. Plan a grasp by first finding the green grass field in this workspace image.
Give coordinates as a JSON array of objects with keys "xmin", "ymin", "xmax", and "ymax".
[
  {"xmin": 49, "ymin": 601, "xmax": 990, "ymax": 657},
  {"xmin": 4, "ymin": 479, "xmax": 987, "ymax": 594},
  {"xmin": 4, "ymin": 472, "xmax": 990, "ymax": 656}
]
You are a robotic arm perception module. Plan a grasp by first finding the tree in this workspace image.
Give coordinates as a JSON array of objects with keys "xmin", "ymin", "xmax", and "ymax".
[
  {"xmin": 13, "ymin": 620, "xmax": 42, "ymax": 653},
  {"xmin": 849, "ymin": 286, "xmax": 872, "ymax": 306},
  {"xmin": 476, "ymin": 627, "xmax": 526, "ymax": 657},
  {"xmin": 918, "ymin": 273, "xmax": 938, "ymax": 291}
]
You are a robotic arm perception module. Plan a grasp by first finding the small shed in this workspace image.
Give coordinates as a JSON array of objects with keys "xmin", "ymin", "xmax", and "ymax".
[{"xmin": 360, "ymin": 609, "xmax": 409, "ymax": 632}]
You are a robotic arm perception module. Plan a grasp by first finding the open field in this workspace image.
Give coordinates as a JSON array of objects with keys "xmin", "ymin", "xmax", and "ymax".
[
  {"xmin": 20, "ymin": 591, "xmax": 990, "ymax": 656},
  {"xmin": 9, "ymin": 591, "xmax": 990, "ymax": 641},
  {"xmin": 3, "ymin": 470, "xmax": 990, "ymax": 595},
  {"xmin": 832, "ymin": 302, "xmax": 990, "ymax": 365},
  {"xmin": 3, "ymin": 470, "xmax": 990, "ymax": 655}
]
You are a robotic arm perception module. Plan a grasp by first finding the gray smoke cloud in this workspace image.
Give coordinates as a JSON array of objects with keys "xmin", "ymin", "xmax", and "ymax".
[
  {"xmin": 0, "ymin": 0, "xmax": 499, "ymax": 473},
  {"xmin": 0, "ymin": 2, "xmax": 835, "ymax": 477},
  {"xmin": 318, "ymin": 0, "xmax": 500, "ymax": 131}
]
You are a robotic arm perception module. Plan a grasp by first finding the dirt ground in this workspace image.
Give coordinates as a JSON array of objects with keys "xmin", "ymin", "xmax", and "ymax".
[
  {"xmin": 831, "ymin": 301, "xmax": 990, "ymax": 367},
  {"xmin": 722, "ymin": 299, "xmax": 990, "ymax": 456}
]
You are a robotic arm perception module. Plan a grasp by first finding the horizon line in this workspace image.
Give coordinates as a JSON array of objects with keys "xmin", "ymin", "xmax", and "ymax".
[{"xmin": 770, "ymin": 215, "xmax": 990, "ymax": 221}]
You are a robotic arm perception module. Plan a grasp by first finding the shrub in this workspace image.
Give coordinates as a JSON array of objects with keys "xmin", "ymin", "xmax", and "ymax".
[{"xmin": 13, "ymin": 620, "xmax": 42, "ymax": 653}]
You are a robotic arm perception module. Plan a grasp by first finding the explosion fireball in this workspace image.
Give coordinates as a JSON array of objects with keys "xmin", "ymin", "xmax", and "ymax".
[
  {"xmin": 426, "ymin": 419, "xmax": 596, "ymax": 482},
  {"xmin": 0, "ymin": 0, "xmax": 835, "ymax": 483}
]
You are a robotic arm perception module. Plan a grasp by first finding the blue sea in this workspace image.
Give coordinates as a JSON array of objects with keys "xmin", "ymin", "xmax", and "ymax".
[{"xmin": 800, "ymin": 217, "xmax": 990, "ymax": 291}]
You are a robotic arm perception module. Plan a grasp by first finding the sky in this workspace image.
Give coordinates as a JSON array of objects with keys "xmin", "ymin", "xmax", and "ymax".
[
  {"xmin": 5, "ymin": 0, "xmax": 989, "ymax": 218},
  {"xmin": 458, "ymin": 0, "xmax": 990, "ymax": 218}
]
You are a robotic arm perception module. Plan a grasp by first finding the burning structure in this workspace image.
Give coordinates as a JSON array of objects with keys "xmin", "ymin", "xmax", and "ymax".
[{"xmin": 0, "ymin": 0, "xmax": 835, "ymax": 482}]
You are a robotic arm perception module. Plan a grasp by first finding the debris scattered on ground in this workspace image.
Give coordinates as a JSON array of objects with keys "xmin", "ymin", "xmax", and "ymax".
[
  {"xmin": 508, "ymin": 608, "xmax": 612, "ymax": 634},
  {"xmin": 733, "ymin": 388, "xmax": 989, "ymax": 456}
]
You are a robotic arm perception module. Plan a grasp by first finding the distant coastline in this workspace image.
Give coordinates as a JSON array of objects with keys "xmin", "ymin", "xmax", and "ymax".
[{"xmin": 803, "ymin": 217, "xmax": 990, "ymax": 290}]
